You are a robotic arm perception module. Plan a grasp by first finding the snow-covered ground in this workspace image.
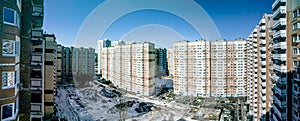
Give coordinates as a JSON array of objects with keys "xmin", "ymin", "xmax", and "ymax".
[{"xmin": 56, "ymin": 81, "xmax": 221, "ymax": 121}]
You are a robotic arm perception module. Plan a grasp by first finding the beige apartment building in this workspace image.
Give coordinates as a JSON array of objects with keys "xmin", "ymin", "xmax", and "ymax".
[
  {"xmin": 171, "ymin": 40, "xmax": 247, "ymax": 97},
  {"xmin": 102, "ymin": 42, "xmax": 156, "ymax": 96},
  {"xmin": 167, "ymin": 48, "xmax": 174, "ymax": 76}
]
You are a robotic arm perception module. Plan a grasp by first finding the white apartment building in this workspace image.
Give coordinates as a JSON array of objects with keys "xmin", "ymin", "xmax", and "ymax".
[
  {"xmin": 97, "ymin": 39, "xmax": 111, "ymax": 75},
  {"xmin": 172, "ymin": 40, "xmax": 247, "ymax": 97},
  {"xmin": 167, "ymin": 48, "xmax": 174, "ymax": 76},
  {"xmin": 247, "ymin": 14, "xmax": 273, "ymax": 121},
  {"xmin": 102, "ymin": 42, "xmax": 156, "ymax": 96}
]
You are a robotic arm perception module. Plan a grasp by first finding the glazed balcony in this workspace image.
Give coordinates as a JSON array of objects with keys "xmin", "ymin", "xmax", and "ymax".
[
  {"xmin": 273, "ymin": 18, "xmax": 286, "ymax": 29},
  {"xmin": 273, "ymin": 30, "xmax": 286, "ymax": 39},
  {"xmin": 273, "ymin": 6, "xmax": 286, "ymax": 20},
  {"xmin": 272, "ymin": 0, "xmax": 286, "ymax": 10},
  {"xmin": 273, "ymin": 53, "xmax": 287, "ymax": 60}
]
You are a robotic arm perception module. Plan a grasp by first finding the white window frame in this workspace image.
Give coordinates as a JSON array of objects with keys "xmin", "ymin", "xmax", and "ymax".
[
  {"xmin": 2, "ymin": 71, "xmax": 15, "ymax": 89},
  {"xmin": 16, "ymin": 0, "xmax": 22, "ymax": 12},
  {"xmin": 2, "ymin": 39, "xmax": 19, "ymax": 56},
  {"xmin": 1, "ymin": 103, "xmax": 14, "ymax": 121},
  {"xmin": 3, "ymin": 7, "xmax": 20, "ymax": 27}
]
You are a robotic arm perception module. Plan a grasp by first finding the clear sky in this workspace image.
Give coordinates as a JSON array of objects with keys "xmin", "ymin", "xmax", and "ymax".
[{"xmin": 44, "ymin": 0, "xmax": 273, "ymax": 47}]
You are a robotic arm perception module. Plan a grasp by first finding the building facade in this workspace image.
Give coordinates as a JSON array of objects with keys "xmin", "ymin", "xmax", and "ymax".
[
  {"xmin": 0, "ymin": 0, "xmax": 22, "ymax": 120},
  {"xmin": 167, "ymin": 48, "xmax": 174, "ymax": 76},
  {"xmin": 97, "ymin": 39, "xmax": 111, "ymax": 75},
  {"xmin": 287, "ymin": 0, "xmax": 300, "ymax": 120},
  {"xmin": 71, "ymin": 47, "xmax": 95, "ymax": 88},
  {"xmin": 101, "ymin": 42, "xmax": 156, "ymax": 96},
  {"xmin": 155, "ymin": 48, "xmax": 168, "ymax": 77},
  {"xmin": 271, "ymin": 0, "xmax": 290, "ymax": 120},
  {"xmin": 171, "ymin": 40, "xmax": 247, "ymax": 97},
  {"xmin": 247, "ymin": 14, "xmax": 274, "ymax": 121}
]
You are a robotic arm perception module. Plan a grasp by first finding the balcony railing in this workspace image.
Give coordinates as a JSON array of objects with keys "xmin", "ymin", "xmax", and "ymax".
[
  {"xmin": 272, "ymin": 0, "xmax": 286, "ymax": 10},
  {"xmin": 260, "ymin": 33, "xmax": 266, "ymax": 37},
  {"xmin": 274, "ymin": 86, "xmax": 287, "ymax": 95},
  {"xmin": 261, "ymin": 39, "xmax": 266, "ymax": 44},
  {"xmin": 273, "ymin": 30, "xmax": 287, "ymax": 39},
  {"xmin": 273, "ymin": 53, "xmax": 287, "ymax": 60},
  {"xmin": 273, "ymin": 18, "xmax": 286, "ymax": 29},
  {"xmin": 273, "ymin": 64, "xmax": 287, "ymax": 72}
]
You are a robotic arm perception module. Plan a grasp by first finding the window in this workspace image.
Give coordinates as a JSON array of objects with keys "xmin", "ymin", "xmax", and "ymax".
[
  {"xmin": 1, "ymin": 103, "xmax": 14, "ymax": 120},
  {"xmin": 3, "ymin": 8, "xmax": 20, "ymax": 27},
  {"xmin": 2, "ymin": 39, "xmax": 19, "ymax": 56},
  {"xmin": 2, "ymin": 72, "xmax": 15, "ymax": 89}
]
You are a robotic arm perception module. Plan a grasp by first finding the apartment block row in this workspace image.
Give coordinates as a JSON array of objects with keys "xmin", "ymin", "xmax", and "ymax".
[
  {"xmin": 100, "ymin": 41, "xmax": 157, "ymax": 96},
  {"xmin": 169, "ymin": 40, "xmax": 247, "ymax": 97},
  {"xmin": 247, "ymin": 0, "xmax": 300, "ymax": 120}
]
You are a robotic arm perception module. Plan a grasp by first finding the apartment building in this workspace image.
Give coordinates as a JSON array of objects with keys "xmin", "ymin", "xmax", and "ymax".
[
  {"xmin": 97, "ymin": 39, "xmax": 111, "ymax": 75},
  {"xmin": 246, "ymin": 27, "xmax": 256, "ymax": 120},
  {"xmin": 56, "ymin": 44, "xmax": 62, "ymax": 84},
  {"xmin": 42, "ymin": 34, "xmax": 57, "ymax": 117},
  {"xmin": 0, "ymin": 0, "xmax": 21, "ymax": 120},
  {"xmin": 102, "ymin": 42, "xmax": 156, "ymax": 96},
  {"xmin": 72, "ymin": 47, "xmax": 95, "ymax": 88},
  {"xmin": 271, "ymin": 0, "xmax": 290, "ymax": 120},
  {"xmin": 167, "ymin": 49, "xmax": 174, "ymax": 76},
  {"xmin": 155, "ymin": 48, "xmax": 168, "ymax": 77},
  {"xmin": 172, "ymin": 40, "xmax": 247, "ymax": 97},
  {"xmin": 287, "ymin": 0, "xmax": 300, "ymax": 120},
  {"xmin": 247, "ymin": 14, "xmax": 274, "ymax": 121}
]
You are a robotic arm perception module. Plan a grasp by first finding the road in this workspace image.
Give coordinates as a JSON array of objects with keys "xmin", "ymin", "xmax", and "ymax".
[{"xmin": 55, "ymin": 86, "xmax": 79, "ymax": 120}]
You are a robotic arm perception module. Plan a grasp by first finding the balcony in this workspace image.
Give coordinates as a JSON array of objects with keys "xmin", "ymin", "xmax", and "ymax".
[
  {"xmin": 272, "ymin": 0, "xmax": 286, "ymax": 10},
  {"xmin": 274, "ymin": 86, "xmax": 287, "ymax": 95},
  {"xmin": 261, "ymin": 60, "xmax": 266, "ymax": 65},
  {"xmin": 32, "ymin": 4, "xmax": 44, "ymax": 28},
  {"xmin": 273, "ymin": 53, "xmax": 287, "ymax": 60},
  {"xmin": 261, "ymin": 39, "xmax": 266, "ymax": 44},
  {"xmin": 261, "ymin": 75, "xmax": 267, "ymax": 82},
  {"xmin": 273, "ymin": 95, "xmax": 286, "ymax": 107},
  {"xmin": 273, "ymin": 18, "xmax": 286, "ymax": 29},
  {"xmin": 292, "ymin": 114, "xmax": 300, "ymax": 121},
  {"xmin": 261, "ymin": 68, "xmax": 267, "ymax": 72},
  {"xmin": 30, "ymin": 103, "xmax": 43, "ymax": 116},
  {"xmin": 293, "ymin": 87, "xmax": 300, "ymax": 97},
  {"xmin": 261, "ymin": 88, "xmax": 267, "ymax": 94},
  {"xmin": 273, "ymin": 30, "xmax": 287, "ymax": 39},
  {"xmin": 261, "ymin": 46, "xmax": 267, "ymax": 52},
  {"xmin": 273, "ymin": 6, "xmax": 286, "ymax": 19},
  {"xmin": 260, "ymin": 33, "xmax": 266, "ymax": 37},
  {"xmin": 273, "ymin": 64, "xmax": 287, "ymax": 72},
  {"xmin": 259, "ymin": 18, "xmax": 266, "ymax": 25},
  {"xmin": 294, "ymin": 73, "xmax": 300, "ymax": 82}
]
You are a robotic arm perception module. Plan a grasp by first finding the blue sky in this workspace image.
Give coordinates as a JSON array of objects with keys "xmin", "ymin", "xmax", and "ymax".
[{"xmin": 44, "ymin": 0, "xmax": 273, "ymax": 47}]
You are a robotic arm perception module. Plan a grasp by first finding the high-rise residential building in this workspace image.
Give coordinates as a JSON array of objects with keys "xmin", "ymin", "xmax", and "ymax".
[
  {"xmin": 1, "ymin": 0, "xmax": 21, "ymax": 120},
  {"xmin": 18, "ymin": 0, "xmax": 47, "ymax": 120},
  {"xmin": 287, "ymin": 0, "xmax": 300, "ymax": 120},
  {"xmin": 71, "ymin": 47, "xmax": 95, "ymax": 88},
  {"xmin": 167, "ymin": 48, "xmax": 174, "ymax": 76},
  {"xmin": 97, "ymin": 39, "xmax": 111, "ymax": 75},
  {"xmin": 102, "ymin": 42, "xmax": 156, "ymax": 96},
  {"xmin": 247, "ymin": 14, "xmax": 274, "ymax": 121},
  {"xmin": 171, "ymin": 40, "xmax": 247, "ymax": 97},
  {"xmin": 155, "ymin": 48, "xmax": 168, "ymax": 77},
  {"xmin": 42, "ymin": 34, "xmax": 57, "ymax": 117},
  {"xmin": 271, "ymin": 0, "xmax": 291, "ymax": 120},
  {"xmin": 56, "ymin": 44, "xmax": 62, "ymax": 84}
]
